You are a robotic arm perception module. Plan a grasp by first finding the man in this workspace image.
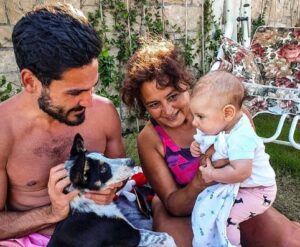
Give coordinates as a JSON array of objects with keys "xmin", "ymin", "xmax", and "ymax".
[{"xmin": 0, "ymin": 3, "xmax": 124, "ymax": 245}]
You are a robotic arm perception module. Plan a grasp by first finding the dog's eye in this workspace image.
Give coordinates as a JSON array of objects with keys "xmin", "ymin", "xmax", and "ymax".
[{"xmin": 100, "ymin": 166, "xmax": 107, "ymax": 173}]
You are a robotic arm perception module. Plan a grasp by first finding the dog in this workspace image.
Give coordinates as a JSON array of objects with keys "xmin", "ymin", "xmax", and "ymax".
[{"xmin": 47, "ymin": 133, "xmax": 140, "ymax": 247}]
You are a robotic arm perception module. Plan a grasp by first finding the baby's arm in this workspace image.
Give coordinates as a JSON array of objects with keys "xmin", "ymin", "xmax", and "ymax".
[
  {"xmin": 192, "ymin": 142, "xmax": 229, "ymax": 168},
  {"xmin": 204, "ymin": 146, "xmax": 229, "ymax": 168},
  {"xmin": 212, "ymin": 159, "xmax": 230, "ymax": 168},
  {"xmin": 201, "ymin": 158, "xmax": 252, "ymax": 184},
  {"xmin": 190, "ymin": 140, "xmax": 201, "ymax": 157}
]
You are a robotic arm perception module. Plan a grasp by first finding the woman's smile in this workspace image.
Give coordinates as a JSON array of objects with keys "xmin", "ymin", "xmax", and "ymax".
[{"xmin": 165, "ymin": 111, "xmax": 179, "ymax": 121}]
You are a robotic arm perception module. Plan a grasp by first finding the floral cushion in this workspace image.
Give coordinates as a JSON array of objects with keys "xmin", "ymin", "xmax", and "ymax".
[
  {"xmin": 221, "ymin": 37, "xmax": 262, "ymax": 84},
  {"xmin": 243, "ymin": 84, "xmax": 300, "ymax": 115},
  {"xmin": 218, "ymin": 28, "xmax": 300, "ymax": 116},
  {"xmin": 251, "ymin": 27, "xmax": 300, "ymax": 87},
  {"xmin": 244, "ymin": 26, "xmax": 300, "ymax": 115}
]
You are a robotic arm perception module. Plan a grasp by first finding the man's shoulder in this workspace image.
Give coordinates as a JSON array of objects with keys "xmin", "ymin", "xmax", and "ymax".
[
  {"xmin": 90, "ymin": 94, "xmax": 116, "ymax": 113},
  {"xmin": 92, "ymin": 94, "xmax": 112, "ymax": 104},
  {"xmin": 0, "ymin": 96, "xmax": 18, "ymax": 152},
  {"xmin": 0, "ymin": 93, "xmax": 19, "ymax": 113},
  {"xmin": 0, "ymin": 94, "xmax": 22, "ymax": 129},
  {"xmin": 84, "ymin": 94, "xmax": 119, "ymax": 130}
]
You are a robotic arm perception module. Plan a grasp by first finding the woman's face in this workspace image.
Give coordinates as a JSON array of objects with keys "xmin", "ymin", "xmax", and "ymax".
[{"xmin": 140, "ymin": 80, "xmax": 191, "ymax": 128}]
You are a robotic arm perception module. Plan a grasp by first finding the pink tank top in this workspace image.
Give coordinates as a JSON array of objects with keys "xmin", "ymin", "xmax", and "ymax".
[{"xmin": 151, "ymin": 119, "xmax": 201, "ymax": 185}]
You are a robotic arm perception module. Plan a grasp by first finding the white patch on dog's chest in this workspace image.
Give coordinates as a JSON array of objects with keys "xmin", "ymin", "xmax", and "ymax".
[{"xmin": 71, "ymin": 196, "xmax": 126, "ymax": 220}]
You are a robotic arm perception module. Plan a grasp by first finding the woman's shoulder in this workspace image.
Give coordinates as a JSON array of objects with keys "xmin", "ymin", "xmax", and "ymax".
[
  {"xmin": 138, "ymin": 121, "xmax": 156, "ymax": 143},
  {"xmin": 138, "ymin": 121, "xmax": 162, "ymax": 150}
]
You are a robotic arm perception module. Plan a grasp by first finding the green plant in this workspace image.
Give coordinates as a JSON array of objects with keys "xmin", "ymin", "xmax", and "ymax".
[
  {"xmin": 251, "ymin": 6, "xmax": 266, "ymax": 38},
  {"xmin": 96, "ymin": 88, "xmax": 121, "ymax": 107},
  {"xmin": 200, "ymin": 0, "xmax": 223, "ymax": 73},
  {"xmin": 144, "ymin": 2, "xmax": 164, "ymax": 35},
  {"xmin": 0, "ymin": 75, "xmax": 13, "ymax": 102},
  {"xmin": 124, "ymin": 132, "xmax": 139, "ymax": 165},
  {"xmin": 87, "ymin": 0, "xmax": 223, "ymax": 131}
]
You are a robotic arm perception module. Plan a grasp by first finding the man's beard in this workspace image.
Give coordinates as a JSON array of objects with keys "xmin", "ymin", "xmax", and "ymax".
[{"xmin": 38, "ymin": 89, "xmax": 85, "ymax": 126}]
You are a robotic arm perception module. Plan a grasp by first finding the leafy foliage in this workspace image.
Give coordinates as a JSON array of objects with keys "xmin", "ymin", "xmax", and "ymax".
[
  {"xmin": 87, "ymin": 0, "xmax": 223, "ymax": 132},
  {"xmin": 88, "ymin": 1, "xmax": 221, "ymax": 104},
  {"xmin": 0, "ymin": 76, "xmax": 14, "ymax": 102},
  {"xmin": 251, "ymin": 6, "xmax": 266, "ymax": 38},
  {"xmin": 200, "ymin": 0, "xmax": 223, "ymax": 73}
]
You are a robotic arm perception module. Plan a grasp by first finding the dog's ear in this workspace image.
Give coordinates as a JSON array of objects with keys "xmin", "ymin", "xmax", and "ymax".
[{"xmin": 70, "ymin": 133, "xmax": 86, "ymax": 157}]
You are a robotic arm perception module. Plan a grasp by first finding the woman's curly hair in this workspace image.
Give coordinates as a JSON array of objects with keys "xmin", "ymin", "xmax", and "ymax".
[{"xmin": 121, "ymin": 37, "xmax": 194, "ymax": 118}]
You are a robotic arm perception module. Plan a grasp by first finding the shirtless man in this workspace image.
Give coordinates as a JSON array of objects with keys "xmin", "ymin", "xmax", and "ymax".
[{"xmin": 0, "ymin": 3, "xmax": 124, "ymax": 244}]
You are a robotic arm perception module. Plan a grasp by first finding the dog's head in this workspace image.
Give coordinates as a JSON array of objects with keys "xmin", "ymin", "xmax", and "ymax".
[{"xmin": 65, "ymin": 133, "xmax": 134, "ymax": 191}]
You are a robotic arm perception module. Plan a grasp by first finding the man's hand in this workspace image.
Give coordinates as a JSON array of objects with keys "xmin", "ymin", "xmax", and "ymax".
[
  {"xmin": 48, "ymin": 164, "xmax": 79, "ymax": 222},
  {"xmin": 84, "ymin": 182, "xmax": 123, "ymax": 205},
  {"xmin": 190, "ymin": 141, "xmax": 201, "ymax": 157},
  {"xmin": 199, "ymin": 158, "xmax": 215, "ymax": 183}
]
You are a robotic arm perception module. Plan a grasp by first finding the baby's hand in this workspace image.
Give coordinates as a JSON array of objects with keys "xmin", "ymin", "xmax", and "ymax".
[
  {"xmin": 199, "ymin": 158, "xmax": 215, "ymax": 183},
  {"xmin": 190, "ymin": 141, "xmax": 201, "ymax": 157}
]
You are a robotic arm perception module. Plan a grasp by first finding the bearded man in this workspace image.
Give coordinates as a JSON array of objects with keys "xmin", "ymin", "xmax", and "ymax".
[{"xmin": 0, "ymin": 3, "xmax": 127, "ymax": 245}]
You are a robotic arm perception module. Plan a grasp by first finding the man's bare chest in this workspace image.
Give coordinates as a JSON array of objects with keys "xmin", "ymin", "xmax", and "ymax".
[
  {"xmin": 7, "ymin": 135, "xmax": 73, "ymax": 189},
  {"xmin": 6, "ymin": 130, "xmax": 106, "ymax": 190}
]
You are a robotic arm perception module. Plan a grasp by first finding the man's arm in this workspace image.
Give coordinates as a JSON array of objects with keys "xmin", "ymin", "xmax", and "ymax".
[
  {"xmin": 0, "ymin": 150, "xmax": 53, "ymax": 239},
  {"xmin": 0, "ymin": 205, "xmax": 54, "ymax": 239},
  {"xmin": 0, "ymin": 163, "xmax": 79, "ymax": 240},
  {"xmin": 83, "ymin": 98, "xmax": 125, "ymax": 204},
  {"xmin": 102, "ymin": 100, "xmax": 125, "ymax": 159}
]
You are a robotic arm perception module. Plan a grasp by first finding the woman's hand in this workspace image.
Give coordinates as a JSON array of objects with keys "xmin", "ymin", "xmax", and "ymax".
[
  {"xmin": 190, "ymin": 141, "xmax": 201, "ymax": 157},
  {"xmin": 84, "ymin": 181, "xmax": 123, "ymax": 205},
  {"xmin": 190, "ymin": 161, "xmax": 209, "ymax": 192},
  {"xmin": 48, "ymin": 164, "xmax": 80, "ymax": 222}
]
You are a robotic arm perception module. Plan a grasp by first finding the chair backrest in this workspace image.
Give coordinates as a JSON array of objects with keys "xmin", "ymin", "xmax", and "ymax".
[
  {"xmin": 251, "ymin": 26, "xmax": 300, "ymax": 87},
  {"xmin": 244, "ymin": 26, "xmax": 300, "ymax": 116}
]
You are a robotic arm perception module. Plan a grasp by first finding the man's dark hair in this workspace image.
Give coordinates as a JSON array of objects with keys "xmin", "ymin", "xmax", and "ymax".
[{"xmin": 12, "ymin": 3, "xmax": 102, "ymax": 86}]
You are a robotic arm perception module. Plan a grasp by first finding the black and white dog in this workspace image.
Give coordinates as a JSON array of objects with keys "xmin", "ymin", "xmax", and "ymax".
[
  {"xmin": 48, "ymin": 133, "xmax": 140, "ymax": 247},
  {"xmin": 48, "ymin": 133, "xmax": 177, "ymax": 247}
]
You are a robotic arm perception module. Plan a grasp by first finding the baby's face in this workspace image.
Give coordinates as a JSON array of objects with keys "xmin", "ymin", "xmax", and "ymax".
[{"xmin": 190, "ymin": 96, "xmax": 227, "ymax": 135}]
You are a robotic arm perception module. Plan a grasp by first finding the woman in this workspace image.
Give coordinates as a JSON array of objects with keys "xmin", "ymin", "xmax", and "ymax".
[{"xmin": 121, "ymin": 38, "xmax": 300, "ymax": 247}]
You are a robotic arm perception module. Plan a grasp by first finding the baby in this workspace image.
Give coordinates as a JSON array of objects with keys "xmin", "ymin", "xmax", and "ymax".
[{"xmin": 190, "ymin": 71, "xmax": 277, "ymax": 246}]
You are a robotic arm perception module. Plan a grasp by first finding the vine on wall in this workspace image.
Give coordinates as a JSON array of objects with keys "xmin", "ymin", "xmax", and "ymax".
[
  {"xmin": 0, "ymin": 76, "xmax": 21, "ymax": 102},
  {"xmin": 251, "ymin": 13, "xmax": 266, "ymax": 38},
  {"xmin": 201, "ymin": 0, "xmax": 222, "ymax": 73},
  {"xmin": 88, "ymin": 0, "xmax": 221, "ymax": 107}
]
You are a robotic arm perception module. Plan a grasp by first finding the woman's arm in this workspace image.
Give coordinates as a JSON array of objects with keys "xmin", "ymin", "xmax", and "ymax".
[{"xmin": 137, "ymin": 124, "xmax": 206, "ymax": 216}]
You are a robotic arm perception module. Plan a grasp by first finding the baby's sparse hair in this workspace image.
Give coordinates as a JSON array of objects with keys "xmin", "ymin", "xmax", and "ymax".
[{"xmin": 191, "ymin": 71, "xmax": 245, "ymax": 109}]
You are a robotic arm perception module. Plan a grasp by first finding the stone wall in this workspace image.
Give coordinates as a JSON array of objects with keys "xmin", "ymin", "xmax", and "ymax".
[
  {"xmin": 252, "ymin": 0, "xmax": 300, "ymax": 27},
  {"xmin": 0, "ymin": 0, "xmax": 203, "ymax": 86},
  {"xmin": 0, "ymin": 0, "xmax": 299, "ymax": 86}
]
